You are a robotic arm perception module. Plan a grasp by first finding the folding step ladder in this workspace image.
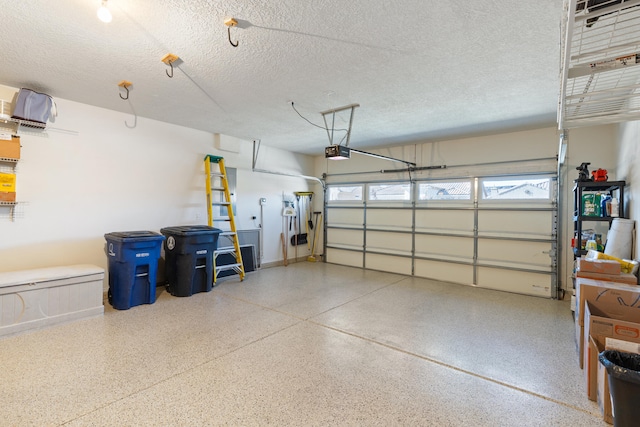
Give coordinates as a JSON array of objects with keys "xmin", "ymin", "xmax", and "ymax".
[{"xmin": 204, "ymin": 155, "xmax": 245, "ymax": 282}]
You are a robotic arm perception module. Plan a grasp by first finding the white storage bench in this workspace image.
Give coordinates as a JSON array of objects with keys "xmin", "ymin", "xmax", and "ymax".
[{"xmin": 0, "ymin": 264, "xmax": 104, "ymax": 338}]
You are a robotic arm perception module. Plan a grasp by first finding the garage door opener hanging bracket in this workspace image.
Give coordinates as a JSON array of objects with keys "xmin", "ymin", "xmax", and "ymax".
[{"xmin": 320, "ymin": 103, "xmax": 359, "ymax": 147}]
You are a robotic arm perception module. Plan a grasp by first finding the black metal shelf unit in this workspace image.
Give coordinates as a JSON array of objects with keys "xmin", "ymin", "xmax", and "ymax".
[{"xmin": 572, "ymin": 180, "xmax": 625, "ymax": 258}]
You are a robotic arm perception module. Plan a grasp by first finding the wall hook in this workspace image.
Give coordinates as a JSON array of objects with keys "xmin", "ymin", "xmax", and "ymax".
[
  {"xmin": 225, "ymin": 18, "xmax": 239, "ymax": 47},
  {"xmin": 118, "ymin": 80, "xmax": 132, "ymax": 100},
  {"xmin": 161, "ymin": 53, "xmax": 180, "ymax": 78}
]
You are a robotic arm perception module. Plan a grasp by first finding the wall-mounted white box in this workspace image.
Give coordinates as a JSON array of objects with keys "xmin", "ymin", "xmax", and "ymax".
[{"xmin": 0, "ymin": 264, "xmax": 104, "ymax": 338}]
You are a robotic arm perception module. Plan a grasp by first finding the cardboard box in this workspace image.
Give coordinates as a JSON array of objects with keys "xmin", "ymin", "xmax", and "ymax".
[
  {"xmin": 576, "ymin": 270, "xmax": 638, "ymax": 285},
  {"xmin": 606, "ymin": 337, "xmax": 640, "ymax": 354},
  {"xmin": 575, "ymin": 278, "xmax": 640, "ymax": 327},
  {"xmin": 586, "ymin": 334, "xmax": 600, "ymax": 401},
  {"xmin": 0, "ymin": 192, "xmax": 15, "ymax": 202},
  {"xmin": 0, "ymin": 172, "xmax": 16, "ymax": 192},
  {"xmin": 587, "ymin": 250, "xmax": 637, "ymax": 274},
  {"xmin": 575, "ymin": 278, "xmax": 640, "ymax": 368},
  {"xmin": 584, "ymin": 302, "xmax": 640, "ymax": 401},
  {"xmin": 577, "ymin": 258, "xmax": 622, "ymax": 275},
  {"xmin": 0, "ymin": 136, "xmax": 20, "ymax": 159},
  {"xmin": 576, "ymin": 318, "xmax": 583, "ymax": 367},
  {"xmin": 598, "ymin": 338, "xmax": 640, "ymax": 424}
]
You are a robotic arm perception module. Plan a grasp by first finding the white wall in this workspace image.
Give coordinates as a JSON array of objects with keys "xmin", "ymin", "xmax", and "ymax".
[
  {"xmin": 562, "ymin": 125, "xmax": 617, "ymax": 289},
  {"xmin": 0, "ymin": 85, "xmax": 315, "ymax": 282},
  {"xmin": 615, "ymin": 120, "xmax": 640, "ymax": 258}
]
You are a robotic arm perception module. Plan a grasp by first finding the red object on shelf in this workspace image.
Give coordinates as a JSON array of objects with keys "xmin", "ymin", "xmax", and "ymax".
[{"xmin": 592, "ymin": 169, "xmax": 608, "ymax": 182}]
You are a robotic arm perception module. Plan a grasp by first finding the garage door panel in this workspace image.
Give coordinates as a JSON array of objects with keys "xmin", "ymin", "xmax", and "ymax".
[
  {"xmin": 368, "ymin": 209, "xmax": 412, "ymax": 230},
  {"xmin": 415, "ymin": 235, "xmax": 473, "ymax": 259},
  {"xmin": 365, "ymin": 253, "xmax": 411, "ymax": 275},
  {"xmin": 415, "ymin": 210, "xmax": 474, "ymax": 233},
  {"xmin": 327, "ymin": 229, "xmax": 363, "ymax": 248},
  {"xmin": 367, "ymin": 231, "xmax": 412, "ymax": 254},
  {"xmin": 478, "ymin": 210, "xmax": 553, "ymax": 237},
  {"xmin": 415, "ymin": 259, "xmax": 473, "ymax": 284},
  {"xmin": 326, "ymin": 248, "xmax": 363, "ymax": 268},
  {"xmin": 476, "ymin": 267, "xmax": 551, "ymax": 298},
  {"xmin": 478, "ymin": 239, "xmax": 552, "ymax": 268},
  {"xmin": 328, "ymin": 208, "xmax": 363, "ymax": 226}
]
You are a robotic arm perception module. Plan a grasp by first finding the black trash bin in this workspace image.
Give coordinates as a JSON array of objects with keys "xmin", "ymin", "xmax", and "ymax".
[
  {"xmin": 160, "ymin": 225, "xmax": 222, "ymax": 297},
  {"xmin": 599, "ymin": 350, "xmax": 640, "ymax": 427},
  {"xmin": 104, "ymin": 231, "xmax": 165, "ymax": 310}
]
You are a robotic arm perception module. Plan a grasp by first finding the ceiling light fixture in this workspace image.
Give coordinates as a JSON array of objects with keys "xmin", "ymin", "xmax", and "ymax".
[{"xmin": 97, "ymin": 0, "xmax": 112, "ymax": 23}]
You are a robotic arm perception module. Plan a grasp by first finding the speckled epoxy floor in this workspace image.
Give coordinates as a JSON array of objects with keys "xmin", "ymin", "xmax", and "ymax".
[{"xmin": 0, "ymin": 262, "xmax": 605, "ymax": 426}]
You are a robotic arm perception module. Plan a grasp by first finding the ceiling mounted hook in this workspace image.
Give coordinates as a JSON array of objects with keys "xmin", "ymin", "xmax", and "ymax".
[
  {"xmin": 161, "ymin": 53, "xmax": 180, "ymax": 78},
  {"xmin": 118, "ymin": 80, "xmax": 132, "ymax": 100},
  {"xmin": 225, "ymin": 18, "xmax": 239, "ymax": 47}
]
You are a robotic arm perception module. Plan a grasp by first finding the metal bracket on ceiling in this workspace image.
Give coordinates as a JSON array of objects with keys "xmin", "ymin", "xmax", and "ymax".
[
  {"xmin": 161, "ymin": 53, "xmax": 180, "ymax": 78},
  {"xmin": 320, "ymin": 103, "xmax": 360, "ymax": 147},
  {"xmin": 117, "ymin": 80, "xmax": 132, "ymax": 100},
  {"xmin": 225, "ymin": 18, "xmax": 239, "ymax": 47}
]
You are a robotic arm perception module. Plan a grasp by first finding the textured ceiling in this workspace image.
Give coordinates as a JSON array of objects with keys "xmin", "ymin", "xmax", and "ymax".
[{"xmin": 0, "ymin": 0, "xmax": 563, "ymax": 154}]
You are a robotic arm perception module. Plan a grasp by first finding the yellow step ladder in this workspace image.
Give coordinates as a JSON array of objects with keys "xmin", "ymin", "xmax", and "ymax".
[{"xmin": 204, "ymin": 155, "xmax": 245, "ymax": 282}]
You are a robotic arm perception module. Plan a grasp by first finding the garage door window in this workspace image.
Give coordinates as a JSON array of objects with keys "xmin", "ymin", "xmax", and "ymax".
[
  {"xmin": 480, "ymin": 177, "xmax": 551, "ymax": 200},
  {"xmin": 328, "ymin": 185, "xmax": 363, "ymax": 201},
  {"xmin": 418, "ymin": 181, "xmax": 472, "ymax": 200},
  {"xmin": 368, "ymin": 183, "xmax": 411, "ymax": 201}
]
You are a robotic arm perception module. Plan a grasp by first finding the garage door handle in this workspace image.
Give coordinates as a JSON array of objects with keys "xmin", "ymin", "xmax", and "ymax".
[{"xmin": 542, "ymin": 250, "xmax": 556, "ymax": 256}]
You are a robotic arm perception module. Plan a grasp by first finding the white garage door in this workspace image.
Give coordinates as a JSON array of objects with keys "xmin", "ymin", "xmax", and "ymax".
[{"xmin": 325, "ymin": 173, "xmax": 557, "ymax": 298}]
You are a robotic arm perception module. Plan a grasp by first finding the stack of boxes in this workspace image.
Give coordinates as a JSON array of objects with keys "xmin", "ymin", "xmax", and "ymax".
[
  {"xmin": 0, "ymin": 134, "xmax": 19, "ymax": 202},
  {"xmin": 575, "ymin": 257, "xmax": 636, "ymax": 284},
  {"xmin": 575, "ymin": 269, "xmax": 640, "ymax": 424}
]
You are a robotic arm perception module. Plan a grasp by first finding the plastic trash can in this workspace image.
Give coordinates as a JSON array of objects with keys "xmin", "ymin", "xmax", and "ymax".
[
  {"xmin": 104, "ymin": 231, "xmax": 165, "ymax": 310},
  {"xmin": 599, "ymin": 350, "xmax": 640, "ymax": 427},
  {"xmin": 160, "ymin": 226, "xmax": 222, "ymax": 297}
]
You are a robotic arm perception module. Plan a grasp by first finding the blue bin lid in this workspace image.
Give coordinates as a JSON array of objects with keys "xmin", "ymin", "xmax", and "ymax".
[
  {"xmin": 104, "ymin": 231, "xmax": 165, "ymax": 242},
  {"xmin": 160, "ymin": 225, "xmax": 222, "ymax": 236}
]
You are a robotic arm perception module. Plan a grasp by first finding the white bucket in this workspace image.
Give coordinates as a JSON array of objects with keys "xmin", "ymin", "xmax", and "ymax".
[{"xmin": 605, "ymin": 218, "xmax": 635, "ymax": 260}]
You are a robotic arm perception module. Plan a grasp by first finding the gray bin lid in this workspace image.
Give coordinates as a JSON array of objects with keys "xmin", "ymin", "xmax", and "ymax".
[
  {"xmin": 104, "ymin": 231, "xmax": 165, "ymax": 242},
  {"xmin": 160, "ymin": 226, "xmax": 222, "ymax": 236}
]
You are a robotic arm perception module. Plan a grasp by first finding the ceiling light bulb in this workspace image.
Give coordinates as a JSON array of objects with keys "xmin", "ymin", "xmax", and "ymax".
[{"xmin": 97, "ymin": 1, "xmax": 112, "ymax": 23}]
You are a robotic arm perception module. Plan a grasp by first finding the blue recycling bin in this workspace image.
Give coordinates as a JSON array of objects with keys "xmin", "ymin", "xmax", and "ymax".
[
  {"xmin": 104, "ymin": 231, "xmax": 165, "ymax": 310},
  {"xmin": 160, "ymin": 226, "xmax": 222, "ymax": 297}
]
